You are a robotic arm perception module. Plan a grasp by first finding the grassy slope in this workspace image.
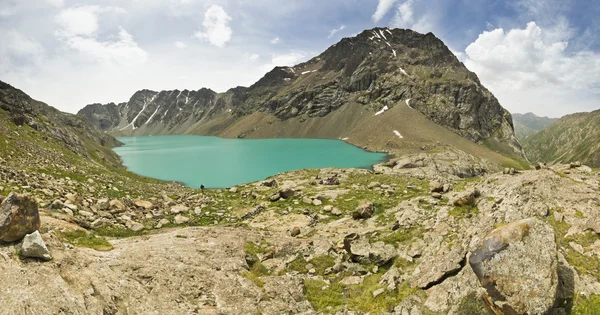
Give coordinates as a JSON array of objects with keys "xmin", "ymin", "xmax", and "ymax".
[{"xmin": 523, "ymin": 109, "xmax": 600, "ymax": 167}]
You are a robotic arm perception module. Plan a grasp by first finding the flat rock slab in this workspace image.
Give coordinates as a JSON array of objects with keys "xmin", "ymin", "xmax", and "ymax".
[{"xmin": 469, "ymin": 218, "xmax": 558, "ymax": 315}]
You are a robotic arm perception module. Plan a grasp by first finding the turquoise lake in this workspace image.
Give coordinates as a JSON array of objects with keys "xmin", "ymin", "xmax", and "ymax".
[{"xmin": 113, "ymin": 136, "xmax": 387, "ymax": 188}]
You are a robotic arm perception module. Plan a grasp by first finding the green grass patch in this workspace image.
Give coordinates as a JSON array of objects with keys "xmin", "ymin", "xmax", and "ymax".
[
  {"xmin": 456, "ymin": 292, "xmax": 489, "ymax": 315},
  {"xmin": 242, "ymin": 261, "xmax": 270, "ymax": 288},
  {"xmin": 95, "ymin": 226, "xmax": 147, "ymax": 238},
  {"xmin": 243, "ymin": 240, "xmax": 272, "ymax": 256},
  {"xmin": 573, "ymin": 295, "xmax": 600, "ymax": 315},
  {"xmin": 304, "ymin": 276, "xmax": 420, "ymax": 314},
  {"xmin": 576, "ymin": 210, "xmax": 585, "ymax": 219},
  {"xmin": 58, "ymin": 230, "xmax": 113, "ymax": 251},
  {"xmin": 448, "ymin": 204, "xmax": 479, "ymax": 219},
  {"xmin": 374, "ymin": 226, "xmax": 424, "ymax": 247},
  {"xmin": 547, "ymin": 212, "xmax": 600, "ymax": 280}
]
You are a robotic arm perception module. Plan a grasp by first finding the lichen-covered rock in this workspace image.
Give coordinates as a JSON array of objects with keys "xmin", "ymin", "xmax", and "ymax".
[
  {"xmin": 469, "ymin": 218, "xmax": 558, "ymax": 314},
  {"xmin": 0, "ymin": 193, "xmax": 41, "ymax": 243},
  {"xmin": 451, "ymin": 188, "xmax": 480, "ymax": 207},
  {"xmin": 20, "ymin": 230, "xmax": 51, "ymax": 261},
  {"xmin": 352, "ymin": 200, "xmax": 374, "ymax": 219}
]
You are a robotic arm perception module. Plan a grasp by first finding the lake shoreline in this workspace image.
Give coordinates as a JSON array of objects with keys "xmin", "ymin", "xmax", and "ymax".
[{"xmin": 113, "ymin": 135, "xmax": 389, "ymax": 189}]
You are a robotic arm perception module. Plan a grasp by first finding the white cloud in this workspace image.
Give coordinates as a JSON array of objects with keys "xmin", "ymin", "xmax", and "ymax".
[
  {"xmin": 270, "ymin": 37, "xmax": 280, "ymax": 44},
  {"xmin": 47, "ymin": 0, "xmax": 64, "ymax": 7},
  {"xmin": 462, "ymin": 22, "xmax": 600, "ymax": 116},
  {"xmin": 372, "ymin": 0, "xmax": 397, "ymax": 23},
  {"xmin": 247, "ymin": 53, "xmax": 260, "ymax": 61},
  {"xmin": 55, "ymin": 6, "xmax": 100, "ymax": 36},
  {"xmin": 328, "ymin": 25, "xmax": 346, "ymax": 38},
  {"xmin": 390, "ymin": 0, "xmax": 434, "ymax": 34},
  {"xmin": 58, "ymin": 28, "xmax": 148, "ymax": 67},
  {"xmin": 260, "ymin": 52, "xmax": 307, "ymax": 72},
  {"xmin": 0, "ymin": 30, "xmax": 45, "ymax": 76},
  {"xmin": 174, "ymin": 41, "xmax": 187, "ymax": 49},
  {"xmin": 55, "ymin": 6, "xmax": 147, "ymax": 68},
  {"xmin": 194, "ymin": 5, "xmax": 232, "ymax": 48}
]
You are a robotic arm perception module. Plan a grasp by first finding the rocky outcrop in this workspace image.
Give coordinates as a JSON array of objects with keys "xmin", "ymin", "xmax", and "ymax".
[
  {"xmin": 78, "ymin": 27, "xmax": 523, "ymax": 157},
  {"xmin": 20, "ymin": 230, "xmax": 51, "ymax": 261},
  {"xmin": 0, "ymin": 193, "xmax": 40, "ymax": 243},
  {"xmin": 469, "ymin": 218, "xmax": 558, "ymax": 314}
]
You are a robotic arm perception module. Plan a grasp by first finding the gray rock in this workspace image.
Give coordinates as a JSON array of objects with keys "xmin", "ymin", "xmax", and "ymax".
[
  {"xmin": 170, "ymin": 204, "xmax": 188, "ymax": 214},
  {"xmin": 352, "ymin": 200, "xmax": 375, "ymax": 219},
  {"xmin": 109, "ymin": 199, "xmax": 126, "ymax": 213},
  {"xmin": 97, "ymin": 198, "xmax": 110, "ymax": 211},
  {"xmin": 451, "ymin": 188, "xmax": 480, "ymax": 207},
  {"xmin": 429, "ymin": 181, "xmax": 444, "ymax": 193},
  {"xmin": 269, "ymin": 194, "xmax": 281, "ymax": 202},
  {"xmin": 312, "ymin": 199, "xmax": 322, "ymax": 206},
  {"xmin": 174, "ymin": 215, "xmax": 190, "ymax": 225},
  {"xmin": 0, "ymin": 193, "xmax": 41, "ymax": 243},
  {"xmin": 469, "ymin": 218, "xmax": 558, "ymax": 315},
  {"xmin": 279, "ymin": 188, "xmax": 295, "ymax": 199},
  {"xmin": 20, "ymin": 230, "xmax": 51, "ymax": 261},
  {"xmin": 367, "ymin": 182, "xmax": 381, "ymax": 189}
]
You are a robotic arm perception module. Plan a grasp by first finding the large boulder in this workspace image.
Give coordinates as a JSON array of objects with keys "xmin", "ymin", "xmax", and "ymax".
[
  {"xmin": 469, "ymin": 218, "xmax": 558, "ymax": 314},
  {"xmin": 451, "ymin": 188, "xmax": 480, "ymax": 207},
  {"xmin": 20, "ymin": 230, "xmax": 51, "ymax": 261},
  {"xmin": 352, "ymin": 200, "xmax": 375, "ymax": 219},
  {"xmin": 0, "ymin": 193, "xmax": 41, "ymax": 243}
]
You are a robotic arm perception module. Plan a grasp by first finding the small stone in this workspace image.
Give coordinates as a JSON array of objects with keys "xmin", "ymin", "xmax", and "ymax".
[
  {"xmin": 302, "ymin": 197, "xmax": 313, "ymax": 204},
  {"xmin": 229, "ymin": 187, "xmax": 238, "ymax": 193},
  {"xmin": 372, "ymin": 288, "xmax": 385, "ymax": 298},
  {"xmin": 312, "ymin": 199, "xmax": 322, "ymax": 206},
  {"xmin": 174, "ymin": 215, "xmax": 190, "ymax": 225},
  {"xmin": 170, "ymin": 204, "xmax": 189, "ymax": 214},
  {"xmin": 134, "ymin": 200, "xmax": 153, "ymax": 210},
  {"xmin": 126, "ymin": 221, "xmax": 144, "ymax": 232},
  {"xmin": 109, "ymin": 199, "xmax": 126, "ymax": 212},
  {"xmin": 367, "ymin": 182, "xmax": 381, "ymax": 189},
  {"xmin": 96, "ymin": 198, "xmax": 110, "ymax": 211},
  {"xmin": 429, "ymin": 181, "xmax": 444, "ymax": 193},
  {"xmin": 279, "ymin": 188, "xmax": 295, "ymax": 199},
  {"xmin": 323, "ymin": 205, "xmax": 333, "ymax": 212},
  {"xmin": 431, "ymin": 192, "xmax": 442, "ymax": 199},
  {"xmin": 156, "ymin": 218, "xmax": 170, "ymax": 229},
  {"xmin": 269, "ymin": 194, "xmax": 281, "ymax": 202},
  {"xmin": 291, "ymin": 226, "xmax": 301, "ymax": 237},
  {"xmin": 20, "ymin": 230, "xmax": 51, "ymax": 261},
  {"xmin": 352, "ymin": 200, "xmax": 375, "ymax": 219},
  {"xmin": 78, "ymin": 210, "xmax": 94, "ymax": 218},
  {"xmin": 63, "ymin": 208, "xmax": 74, "ymax": 216},
  {"xmin": 331, "ymin": 208, "xmax": 342, "ymax": 216}
]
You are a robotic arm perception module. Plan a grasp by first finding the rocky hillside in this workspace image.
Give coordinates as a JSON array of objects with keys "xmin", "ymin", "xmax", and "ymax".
[
  {"xmin": 2, "ymin": 82, "xmax": 600, "ymax": 314},
  {"xmin": 523, "ymin": 109, "xmax": 600, "ymax": 168},
  {"xmin": 512, "ymin": 112, "xmax": 557, "ymax": 140},
  {"xmin": 78, "ymin": 27, "xmax": 523, "ymax": 158}
]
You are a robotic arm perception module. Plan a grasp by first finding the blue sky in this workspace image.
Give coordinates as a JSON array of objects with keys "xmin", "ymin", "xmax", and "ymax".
[{"xmin": 1, "ymin": 0, "xmax": 598, "ymax": 117}]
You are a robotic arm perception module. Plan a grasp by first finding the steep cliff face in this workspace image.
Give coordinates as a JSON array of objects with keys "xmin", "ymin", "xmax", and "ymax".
[
  {"xmin": 78, "ymin": 27, "xmax": 523, "ymax": 157},
  {"xmin": 523, "ymin": 109, "xmax": 600, "ymax": 167}
]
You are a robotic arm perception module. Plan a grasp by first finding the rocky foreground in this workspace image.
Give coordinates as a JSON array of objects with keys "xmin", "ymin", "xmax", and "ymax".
[{"xmin": 2, "ymin": 149, "xmax": 600, "ymax": 314}]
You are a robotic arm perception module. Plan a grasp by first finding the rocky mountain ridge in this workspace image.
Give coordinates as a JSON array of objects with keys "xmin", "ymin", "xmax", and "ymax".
[
  {"xmin": 512, "ymin": 112, "xmax": 557, "ymax": 140},
  {"xmin": 523, "ymin": 109, "xmax": 600, "ymax": 168},
  {"xmin": 78, "ymin": 27, "xmax": 523, "ymax": 158}
]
